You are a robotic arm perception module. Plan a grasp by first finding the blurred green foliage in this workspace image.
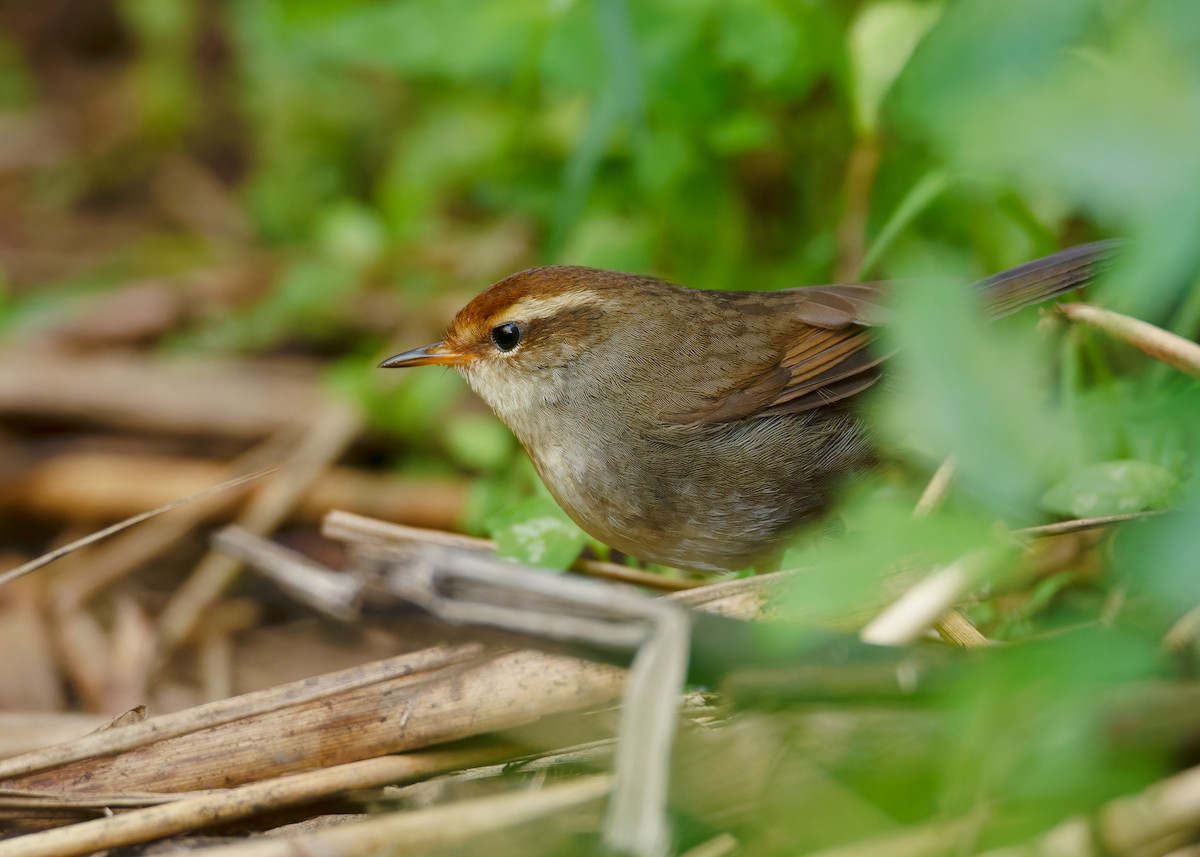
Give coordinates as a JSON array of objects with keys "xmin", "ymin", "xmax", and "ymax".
[
  {"xmin": 226, "ymin": 0, "xmax": 858, "ymax": 283},
  {"xmin": 4, "ymin": 0, "xmax": 1200, "ymax": 852},
  {"xmin": 485, "ymin": 488, "xmax": 591, "ymax": 570}
]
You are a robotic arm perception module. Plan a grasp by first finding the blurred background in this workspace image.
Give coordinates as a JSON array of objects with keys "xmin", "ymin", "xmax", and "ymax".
[{"xmin": 0, "ymin": 0, "xmax": 1199, "ymax": 851}]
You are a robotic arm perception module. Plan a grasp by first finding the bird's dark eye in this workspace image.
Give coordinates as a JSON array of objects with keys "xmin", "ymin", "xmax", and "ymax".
[{"xmin": 491, "ymin": 322, "xmax": 523, "ymax": 352}]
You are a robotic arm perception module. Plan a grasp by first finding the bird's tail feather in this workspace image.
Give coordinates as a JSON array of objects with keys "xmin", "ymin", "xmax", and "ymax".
[{"xmin": 977, "ymin": 239, "xmax": 1120, "ymax": 318}]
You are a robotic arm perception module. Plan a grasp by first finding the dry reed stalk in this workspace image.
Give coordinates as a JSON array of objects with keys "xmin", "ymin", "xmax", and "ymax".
[
  {"xmin": 0, "ymin": 749, "xmax": 523, "ymax": 857},
  {"xmin": 155, "ymin": 403, "xmax": 361, "ymax": 656}
]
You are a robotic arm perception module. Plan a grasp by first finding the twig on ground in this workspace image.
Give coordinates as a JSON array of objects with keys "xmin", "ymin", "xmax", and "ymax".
[
  {"xmin": 804, "ymin": 818, "xmax": 979, "ymax": 857},
  {"xmin": 377, "ymin": 543, "xmax": 690, "ymax": 857},
  {"xmin": 323, "ymin": 510, "xmax": 702, "ymax": 591},
  {"xmin": 913, "ymin": 455, "xmax": 956, "ymax": 519},
  {"xmin": 933, "ymin": 610, "xmax": 990, "ymax": 648},
  {"xmin": 49, "ymin": 430, "xmax": 297, "ymax": 612},
  {"xmin": 1016, "ymin": 511, "xmax": 1164, "ymax": 539},
  {"xmin": 1060, "ymin": 302, "xmax": 1200, "ymax": 378},
  {"xmin": 154, "ymin": 774, "xmax": 611, "ymax": 857},
  {"xmin": 679, "ymin": 832, "xmax": 741, "ymax": 857},
  {"xmin": 0, "ymin": 469, "xmax": 275, "ymax": 589},
  {"xmin": 860, "ymin": 550, "xmax": 998, "ymax": 647},
  {"xmin": 0, "ymin": 567, "xmax": 773, "ymax": 796},
  {"xmin": 0, "ymin": 749, "xmax": 523, "ymax": 857},
  {"xmin": 0, "ymin": 349, "xmax": 326, "ymax": 438},
  {"xmin": 9, "ymin": 450, "xmax": 467, "ymax": 532},
  {"xmin": 0, "ymin": 646, "xmax": 484, "ymax": 788},
  {"xmin": 156, "ymin": 402, "xmax": 361, "ymax": 658},
  {"xmin": 227, "ymin": 531, "xmax": 693, "ymax": 857},
  {"xmin": 1163, "ymin": 604, "xmax": 1200, "ymax": 652},
  {"xmin": 212, "ymin": 528, "xmax": 361, "ymax": 620},
  {"xmin": 910, "ymin": 455, "xmax": 990, "ymax": 648},
  {"xmin": 835, "ymin": 134, "xmax": 881, "ymax": 281}
]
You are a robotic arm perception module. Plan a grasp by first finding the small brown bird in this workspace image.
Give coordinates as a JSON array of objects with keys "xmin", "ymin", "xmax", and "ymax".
[{"xmin": 382, "ymin": 242, "xmax": 1115, "ymax": 572}]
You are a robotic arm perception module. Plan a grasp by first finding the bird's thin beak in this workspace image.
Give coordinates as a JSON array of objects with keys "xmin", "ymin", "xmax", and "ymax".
[{"xmin": 378, "ymin": 342, "xmax": 469, "ymax": 368}]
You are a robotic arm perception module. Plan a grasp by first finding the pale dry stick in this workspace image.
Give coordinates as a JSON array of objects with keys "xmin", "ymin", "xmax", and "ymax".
[
  {"xmin": 604, "ymin": 603, "xmax": 688, "ymax": 857},
  {"xmin": 913, "ymin": 455, "xmax": 957, "ymax": 519},
  {"xmin": 146, "ymin": 775, "xmax": 611, "ymax": 857},
  {"xmin": 0, "ymin": 571, "xmax": 777, "ymax": 795},
  {"xmin": 860, "ymin": 550, "xmax": 996, "ymax": 646},
  {"xmin": 0, "ymin": 749, "xmax": 522, "ymax": 857},
  {"xmin": 212, "ymin": 527, "xmax": 360, "ymax": 620},
  {"xmin": 669, "ymin": 569, "xmax": 792, "ymax": 615},
  {"xmin": 876, "ymin": 499, "xmax": 1156, "ymax": 649},
  {"xmin": 0, "ymin": 349, "xmax": 325, "ymax": 438},
  {"xmin": 371, "ymin": 543, "xmax": 691, "ymax": 857},
  {"xmin": 0, "ymin": 789, "xmax": 190, "ymax": 812},
  {"xmin": 323, "ymin": 509, "xmax": 702, "ymax": 591},
  {"xmin": 1060, "ymin": 302, "xmax": 1200, "ymax": 378},
  {"xmin": 911, "ymin": 455, "xmax": 990, "ymax": 648},
  {"xmin": 51, "ymin": 428, "xmax": 298, "ymax": 611},
  {"xmin": 157, "ymin": 401, "xmax": 361, "ymax": 657},
  {"xmin": 0, "ymin": 645, "xmax": 480, "ymax": 784},
  {"xmin": 0, "ymin": 469, "xmax": 276, "ymax": 589},
  {"xmin": 1164, "ymin": 606, "xmax": 1200, "ymax": 652},
  {"xmin": 12, "ymin": 449, "xmax": 468, "ymax": 530},
  {"xmin": 834, "ymin": 134, "xmax": 882, "ymax": 281},
  {"xmin": 10, "ymin": 644, "xmax": 586, "ymax": 796},
  {"xmin": 679, "ymin": 832, "xmax": 741, "ymax": 857},
  {"xmin": 935, "ymin": 610, "xmax": 990, "ymax": 648},
  {"xmin": 223, "ymin": 523, "xmax": 776, "ymax": 637},
  {"xmin": 1016, "ymin": 511, "xmax": 1164, "ymax": 539},
  {"xmin": 383, "ymin": 740, "xmax": 613, "ymax": 810},
  {"xmin": 803, "ymin": 818, "xmax": 978, "ymax": 857}
]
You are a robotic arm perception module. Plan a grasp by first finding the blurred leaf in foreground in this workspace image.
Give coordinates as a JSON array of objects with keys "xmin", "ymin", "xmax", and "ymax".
[
  {"xmin": 939, "ymin": 628, "xmax": 1166, "ymax": 841},
  {"xmin": 892, "ymin": 0, "xmax": 1200, "ymax": 316},
  {"xmin": 876, "ymin": 261, "xmax": 1074, "ymax": 522},
  {"xmin": 848, "ymin": 0, "xmax": 940, "ymax": 136},
  {"xmin": 485, "ymin": 490, "xmax": 589, "ymax": 571},
  {"xmin": 778, "ymin": 475, "xmax": 996, "ymax": 628},
  {"xmin": 442, "ymin": 414, "xmax": 517, "ymax": 473},
  {"xmin": 1041, "ymin": 460, "xmax": 1177, "ymax": 518},
  {"xmin": 1114, "ymin": 481, "xmax": 1200, "ymax": 627}
]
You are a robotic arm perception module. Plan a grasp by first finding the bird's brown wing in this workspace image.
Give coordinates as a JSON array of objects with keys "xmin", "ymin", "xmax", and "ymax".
[
  {"xmin": 663, "ymin": 241, "xmax": 1118, "ymax": 425},
  {"xmin": 662, "ymin": 284, "xmax": 892, "ymax": 424}
]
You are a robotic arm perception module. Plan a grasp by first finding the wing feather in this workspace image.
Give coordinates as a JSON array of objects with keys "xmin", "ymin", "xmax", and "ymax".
[{"xmin": 662, "ymin": 241, "xmax": 1115, "ymax": 426}]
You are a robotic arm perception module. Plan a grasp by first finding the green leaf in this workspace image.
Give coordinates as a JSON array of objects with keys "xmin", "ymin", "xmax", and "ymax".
[
  {"xmin": 714, "ymin": 0, "xmax": 799, "ymax": 86},
  {"xmin": 878, "ymin": 254, "xmax": 1075, "ymax": 521},
  {"xmin": 315, "ymin": 0, "xmax": 544, "ymax": 82},
  {"xmin": 485, "ymin": 492, "xmax": 589, "ymax": 570},
  {"xmin": 858, "ymin": 168, "xmax": 953, "ymax": 277},
  {"xmin": 442, "ymin": 415, "xmax": 517, "ymax": 472},
  {"xmin": 316, "ymin": 201, "xmax": 389, "ymax": 271},
  {"xmin": 848, "ymin": 1, "xmax": 941, "ymax": 135},
  {"xmin": 891, "ymin": 0, "xmax": 1200, "ymax": 315},
  {"xmin": 1041, "ymin": 460, "xmax": 1178, "ymax": 518}
]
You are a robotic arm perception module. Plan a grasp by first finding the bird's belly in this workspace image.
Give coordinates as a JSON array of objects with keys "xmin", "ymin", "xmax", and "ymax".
[{"xmin": 527, "ymin": 411, "xmax": 870, "ymax": 572}]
